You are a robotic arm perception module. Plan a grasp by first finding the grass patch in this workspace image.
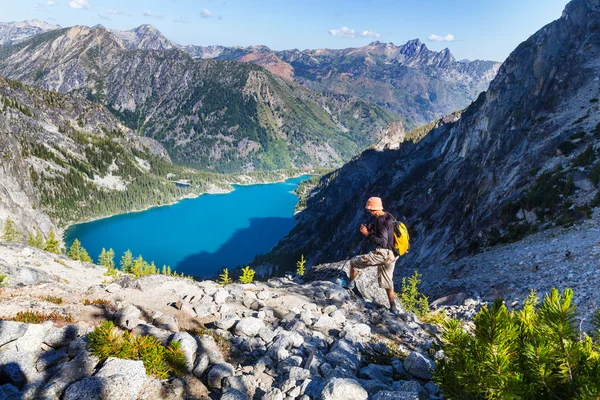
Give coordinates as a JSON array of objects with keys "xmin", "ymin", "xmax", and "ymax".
[
  {"xmin": 41, "ymin": 295, "xmax": 64, "ymax": 304},
  {"xmin": 4, "ymin": 311, "xmax": 74, "ymax": 324},
  {"xmin": 88, "ymin": 321, "xmax": 186, "ymax": 379}
]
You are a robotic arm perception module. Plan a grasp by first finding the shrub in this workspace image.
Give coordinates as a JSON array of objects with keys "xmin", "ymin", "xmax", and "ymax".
[
  {"xmin": 218, "ymin": 268, "xmax": 232, "ymax": 285},
  {"xmin": 27, "ymin": 229, "xmax": 45, "ymax": 249},
  {"xmin": 572, "ymin": 144, "xmax": 596, "ymax": 167},
  {"xmin": 397, "ymin": 270, "xmax": 430, "ymax": 317},
  {"xmin": 82, "ymin": 298, "xmax": 112, "ymax": 306},
  {"xmin": 590, "ymin": 161, "xmax": 600, "ymax": 186},
  {"xmin": 4, "ymin": 311, "xmax": 74, "ymax": 324},
  {"xmin": 239, "ymin": 266, "xmax": 255, "ymax": 284},
  {"xmin": 435, "ymin": 289, "xmax": 600, "ymax": 399},
  {"xmin": 0, "ymin": 274, "xmax": 6, "ymax": 287},
  {"xmin": 67, "ymin": 239, "xmax": 92, "ymax": 262},
  {"xmin": 296, "ymin": 254, "xmax": 306, "ymax": 276},
  {"xmin": 2, "ymin": 217, "xmax": 22, "ymax": 242},
  {"xmin": 87, "ymin": 321, "xmax": 187, "ymax": 379},
  {"xmin": 44, "ymin": 229, "xmax": 60, "ymax": 253},
  {"xmin": 99, "ymin": 248, "xmax": 117, "ymax": 278},
  {"xmin": 42, "ymin": 295, "xmax": 64, "ymax": 304}
]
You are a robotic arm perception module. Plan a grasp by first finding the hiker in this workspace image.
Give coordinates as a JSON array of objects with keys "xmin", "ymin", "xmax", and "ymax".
[{"xmin": 342, "ymin": 197, "xmax": 399, "ymax": 314}]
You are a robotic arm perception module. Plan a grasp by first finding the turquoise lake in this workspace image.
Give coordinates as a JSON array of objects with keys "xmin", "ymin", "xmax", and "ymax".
[{"xmin": 64, "ymin": 175, "xmax": 310, "ymax": 278}]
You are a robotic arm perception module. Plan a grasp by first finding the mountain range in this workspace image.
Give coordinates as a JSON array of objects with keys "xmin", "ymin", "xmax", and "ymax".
[
  {"xmin": 0, "ymin": 24, "xmax": 397, "ymax": 172},
  {"xmin": 258, "ymin": 0, "xmax": 600, "ymax": 271}
]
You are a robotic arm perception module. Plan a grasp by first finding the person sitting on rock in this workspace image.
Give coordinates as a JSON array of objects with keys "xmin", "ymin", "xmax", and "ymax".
[{"xmin": 342, "ymin": 196, "xmax": 399, "ymax": 315}]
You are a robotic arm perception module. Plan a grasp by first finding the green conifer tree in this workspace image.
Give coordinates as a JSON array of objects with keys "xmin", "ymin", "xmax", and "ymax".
[
  {"xmin": 80, "ymin": 247, "xmax": 92, "ymax": 263},
  {"xmin": 27, "ymin": 229, "xmax": 45, "ymax": 249},
  {"xmin": 2, "ymin": 217, "xmax": 22, "ymax": 242},
  {"xmin": 67, "ymin": 239, "xmax": 83, "ymax": 260},
  {"xmin": 44, "ymin": 229, "xmax": 60, "ymax": 254},
  {"xmin": 120, "ymin": 250, "xmax": 133, "ymax": 273}
]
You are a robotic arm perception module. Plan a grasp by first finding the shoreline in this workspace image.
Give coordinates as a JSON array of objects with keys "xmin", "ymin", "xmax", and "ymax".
[{"xmin": 60, "ymin": 171, "xmax": 315, "ymax": 246}]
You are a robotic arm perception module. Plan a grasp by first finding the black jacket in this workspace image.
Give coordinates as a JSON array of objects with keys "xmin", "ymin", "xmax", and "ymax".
[{"xmin": 367, "ymin": 213, "xmax": 394, "ymax": 250}]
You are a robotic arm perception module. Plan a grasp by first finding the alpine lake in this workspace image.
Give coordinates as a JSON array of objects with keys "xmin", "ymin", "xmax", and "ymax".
[{"xmin": 64, "ymin": 175, "xmax": 311, "ymax": 279}]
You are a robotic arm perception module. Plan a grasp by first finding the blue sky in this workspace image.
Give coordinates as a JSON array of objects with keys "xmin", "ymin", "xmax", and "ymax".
[{"xmin": 2, "ymin": 0, "xmax": 569, "ymax": 62}]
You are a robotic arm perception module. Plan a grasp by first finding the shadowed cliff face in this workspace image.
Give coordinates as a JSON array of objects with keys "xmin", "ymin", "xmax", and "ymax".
[{"xmin": 261, "ymin": 0, "xmax": 600, "ymax": 270}]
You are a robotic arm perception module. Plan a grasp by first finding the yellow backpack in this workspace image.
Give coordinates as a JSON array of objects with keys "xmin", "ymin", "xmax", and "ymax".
[{"xmin": 388, "ymin": 213, "xmax": 410, "ymax": 256}]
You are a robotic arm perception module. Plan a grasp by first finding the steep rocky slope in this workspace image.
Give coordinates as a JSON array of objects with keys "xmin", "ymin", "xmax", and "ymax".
[
  {"xmin": 0, "ymin": 242, "xmax": 442, "ymax": 400},
  {"xmin": 0, "ymin": 20, "xmax": 60, "ymax": 46},
  {"xmin": 261, "ymin": 0, "xmax": 600, "ymax": 272},
  {"xmin": 0, "ymin": 25, "xmax": 396, "ymax": 173}
]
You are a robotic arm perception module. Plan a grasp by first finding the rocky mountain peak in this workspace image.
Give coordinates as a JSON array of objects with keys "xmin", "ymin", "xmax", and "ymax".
[
  {"xmin": 0, "ymin": 19, "xmax": 60, "ymax": 45},
  {"xmin": 110, "ymin": 24, "xmax": 176, "ymax": 50}
]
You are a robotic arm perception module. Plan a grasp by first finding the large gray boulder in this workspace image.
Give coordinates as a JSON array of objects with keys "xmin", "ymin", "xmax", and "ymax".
[
  {"xmin": 63, "ymin": 357, "xmax": 147, "ymax": 400},
  {"xmin": 0, "ymin": 321, "xmax": 27, "ymax": 347},
  {"xmin": 43, "ymin": 325, "xmax": 81, "ymax": 348},
  {"xmin": 207, "ymin": 363, "xmax": 234, "ymax": 389},
  {"xmin": 170, "ymin": 332, "xmax": 197, "ymax": 372},
  {"xmin": 325, "ymin": 340, "xmax": 361, "ymax": 372},
  {"xmin": 234, "ymin": 317, "xmax": 265, "ymax": 337},
  {"xmin": 114, "ymin": 305, "xmax": 144, "ymax": 330},
  {"xmin": 321, "ymin": 378, "xmax": 368, "ymax": 400},
  {"xmin": 403, "ymin": 352, "xmax": 436, "ymax": 380}
]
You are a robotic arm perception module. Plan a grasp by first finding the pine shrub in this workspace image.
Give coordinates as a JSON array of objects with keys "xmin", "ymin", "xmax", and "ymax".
[
  {"xmin": 67, "ymin": 239, "xmax": 92, "ymax": 262},
  {"xmin": 2, "ymin": 217, "xmax": 22, "ymax": 242},
  {"xmin": 296, "ymin": 254, "xmax": 306, "ymax": 276},
  {"xmin": 27, "ymin": 229, "xmax": 45, "ymax": 249},
  {"xmin": 239, "ymin": 266, "xmax": 255, "ymax": 284},
  {"xmin": 218, "ymin": 268, "xmax": 232, "ymax": 285},
  {"xmin": 44, "ymin": 229, "xmax": 60, "ymax": 253},
  {"xmin": 0, "ymin": 274, "xmax": 6, "ymax": 287},
  {"xmin": 397, "ymin": 270, "xmax": 430, "ymax": 317},
  {"xmin": 99, "ymin": 248, "xmax": 117, "ymax": 278},
  {"xmin": 87, "ymin": 321, "xmax": 186, "ymax": 379},
  {"xmin": 435, "ymin": 289, "xmax": 600, "ymax": 399}
]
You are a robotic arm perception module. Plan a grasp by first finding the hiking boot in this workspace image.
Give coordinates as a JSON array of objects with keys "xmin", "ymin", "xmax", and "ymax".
[
  {"xmin": 336, "ymin": 278, "xmax": 355, "ymax": 290},
  {"xmin": 390, "ymin": 308, "xmax": 400, "ymax": 316}
]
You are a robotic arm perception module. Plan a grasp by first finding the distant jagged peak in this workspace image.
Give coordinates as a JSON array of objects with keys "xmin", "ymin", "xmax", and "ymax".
[
  {"xmin": 13, "ymin": 19, "xmax": 61, "ymax": 30},
  {"xmin": 109, "ymin": 24, "xmax": 176, "ymax": 50}
]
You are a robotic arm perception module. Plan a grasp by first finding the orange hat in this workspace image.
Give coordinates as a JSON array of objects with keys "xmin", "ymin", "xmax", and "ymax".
[{"xmin": 365, "ymin": 197, "xmax": 383, "ymax": 211}]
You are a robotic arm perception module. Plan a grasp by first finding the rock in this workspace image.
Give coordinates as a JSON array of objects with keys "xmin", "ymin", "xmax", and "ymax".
[
  {"xmin": 257, "ymin": 290, "xmax": 271, "ymax": 300},
  {"xmin": 193, "ymin": 352, "xmax": 210, "ymax": 378},
  {"xmin": 207, "ymin": 363, "xmax": 234, "ymax": 389},
  {"xmin": 224, "ymin": 375, "xmax": 258, "ymax": 399},
  {"xmin": 198, "ymin": 335, "xmax": 224, "ymax": 364},
  {"xmin": 0, "ymin": 383, "xmax": 21, "ymax": 400},
  {"xmin": 35, "ymin": 349, "xmax": 69, "ymax": 372},
  {"xmin": 0, "ymin": 321, "xmax": 27, "ymax": 347},
  {"xmin": 0, "ymin": 349, "xmax": 41, "ymax": 388},
  {"xmin": 96, "ymin": 358, "xmax": 146, "ymax": 397},
  {"xmin": 424, "ymin": 381, "xmax": 440, "ymax": 396},
  {"xmin": 42, "ymin": 351, "xmax": 98, "ymax": 398},
  {"xmin": 215, "ymin": 318, "xmax": 238, "ymax": 331},
  {"xmin": 401, "ymin": 380, "xmax": 429, "ymax": 398},
  {"xmin": 221, "ymin": 387, "xmax": 250, "ymax": 400},
  {"xmin": 258, "ymin": 327, "xmax": 276, "ymax": 343},
  {"xmin": 214, "ymin": 289, "xmax": 230, "ymax": 304},
  {"xmin": 263, "ymin": 387, "xmax": 284, "ymax": 400},
  {"xmin": 330, "ymin": 310, "xmax": 347, "ymax": 326},
  {"xmin": 288, "ymin": 366, "xmax": 311, "ymax": 381},
  {"xmin": 64, "ymin": 358, "xmax": 146, "ymax": 400},
  {"xmin": 170, "ymin": 332, "xmax": 197, "ymax": 372},
  {"xmin": 431, "ymin": 292, "xmax": 468, "ymax": 307},
  {"xmin": 114, "ymin": 305, "xmax": 143, "ymax": 330},
  {"xmin": 373, "ymin": 391, "xmax": 419, "ymax": 400},
  {"xmin": 105, "ymin": 283, "xmax": 121, "ymax": 293},
  {"xmin": 153, "ymin": 314, "xmax": 179, "ymax": 332},
  {"xmin": 132, "ymin": 324, "xmax": 172, "ymax": 346},
  {"xmin": 325, "ymin": 340, "xmax": 361, "ymax": 371},
  {"xmin": 323, "ymin": 305, "xmax": 338, "ymax": 315},
  {"xmin": 43, "ymin": 325, "xmax": 81, "ymax": 348},
  {"xmin": 234, "ymin": 317, "xmax": 265, "ymax": 337},
  {"xmin": 358, "ymin": 364, "xmax": 393, "ymax": 383},
  {"xmin": 321, "ymin": 378, "xmax": 368, "ymax": 400},
  {"xmin": 313, "ymin": 315, "xmax": 336, "ymax": 332},
  {"xmin": 403, "ymin": 352, "xmax": 436, "ymax": 380}
]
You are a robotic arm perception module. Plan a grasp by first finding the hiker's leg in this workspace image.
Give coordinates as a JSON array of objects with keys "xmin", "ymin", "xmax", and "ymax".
[
  {"xmin": 349, "ymin": 264, "xmax": 359, "ymax": 280},
  {"xmin": 385, "ymin": 288, "xmax": 397, "ymax": 312}
]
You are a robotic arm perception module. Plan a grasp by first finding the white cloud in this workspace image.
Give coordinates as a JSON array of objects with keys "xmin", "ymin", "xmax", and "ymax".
[
  {"xmin": 46, "ymin": 0, "xmax": 55, "ymax": 5},
  {"xmin": 427, "ymin": 34, "xmax": 455, "ymax": 42},
  {"xmin": 98, "ymin": 12, "xmax": 110, "ymax": 20},
  {"xmin": 360, "ymin": 30, "xmax": 380, "ymax": 38},
  {"xmin": 329, "ymin": 26, "xmax": 380, "ymax": 39},
  {"xmin": 33, "ymin": 0, "xmax": 55, "ymax": 9},
  {"xmin": 200, "ymin": 9, "xmax": 214, "ymax": 18},
  {"xmin": 69, "ymin": 0, "xmax": 90, "ymax": 9},
  {"xmin": 329, "ymin": 26, "xmax": 357, "ymax": 38},
  {"xmin": 107, "ymin": 8, "xmax": 120, "ymax": 15},
  {"xmin": 143, "ymin": 10, "xmax": 164, "ymax": 19}
]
